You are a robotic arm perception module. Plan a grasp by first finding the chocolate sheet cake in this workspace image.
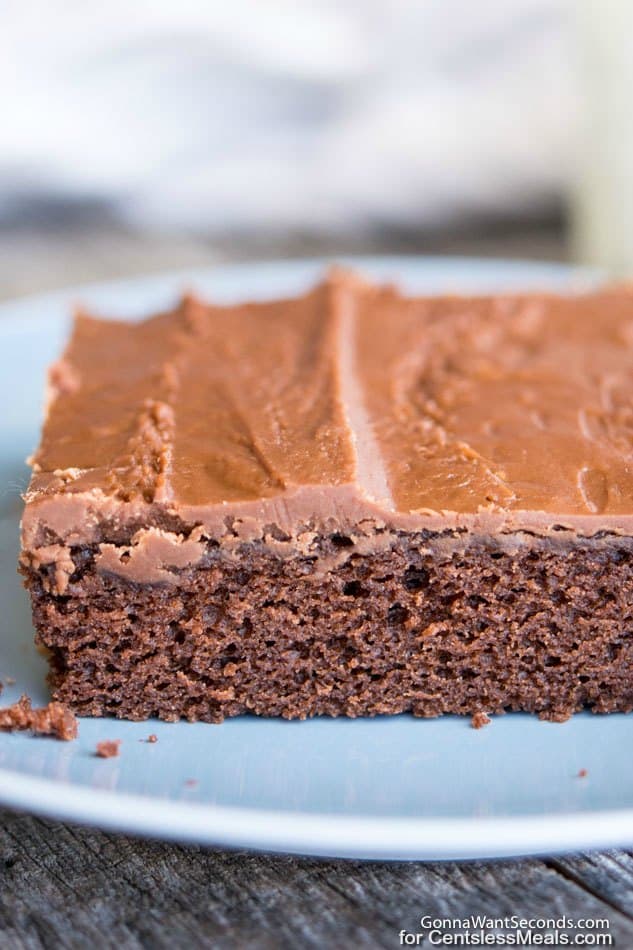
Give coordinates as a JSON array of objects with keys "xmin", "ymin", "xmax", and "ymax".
[{"xmin": 19, "ymin": 271, "xmax": 633, "ymax": 722}]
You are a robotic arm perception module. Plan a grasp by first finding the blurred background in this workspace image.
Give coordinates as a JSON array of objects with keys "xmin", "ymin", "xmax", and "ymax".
[{"xmin": 0, "ymin": 0, "xmax": 625, "ymax": 298}]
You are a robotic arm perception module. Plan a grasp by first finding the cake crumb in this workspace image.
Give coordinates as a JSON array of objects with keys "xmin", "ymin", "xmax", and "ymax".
[
  {"xmin": 578, "ymin": 768, "xmax": 588, "ymax": 778},
  {"xmin": 0, "ymin": 695, "xmax": 77, "ymax": 741},
  {"xmin": 147, "ymin": 734, "xmax": 158, "ymax": 743},
  {"xmin": 471, "ymin": 711, "xmax": 491, "ymax": 730},
  {"xmin": 95, "ymin": 739, "xmax": 121, "ymax": 759}
]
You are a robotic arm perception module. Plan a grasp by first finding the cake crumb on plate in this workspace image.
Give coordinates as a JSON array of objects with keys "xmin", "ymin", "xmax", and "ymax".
[
  {"xmin": 471, "ymin": 711, "xmax": 491, "ymax": 730},
  {"xmin": 95, "ymin": 739, "xmax": 121, "ymax": 758},
  {"xmin": 0, "ymin": 695, "xmax": 77, "ymax": 740}
]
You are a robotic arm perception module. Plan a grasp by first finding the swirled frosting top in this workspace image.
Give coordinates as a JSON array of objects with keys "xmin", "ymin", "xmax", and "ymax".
[{"xmin": 22, "ymin": 271, "xmax": 633, "ymax": 547}]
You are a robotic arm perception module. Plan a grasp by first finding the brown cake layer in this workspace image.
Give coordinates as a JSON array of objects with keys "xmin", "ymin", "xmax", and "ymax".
[
  {"xmin": 22, "ymin": 530, "xmax": 633, "ymax": 722},
  {"xmin": 19, "ymin": 271, "xmax": 633, "ymax": 722}
]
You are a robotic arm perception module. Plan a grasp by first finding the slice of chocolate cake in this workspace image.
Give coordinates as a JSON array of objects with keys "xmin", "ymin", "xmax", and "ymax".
[{"xmin": 19, "ymin": 271, "xmax": 633, "ymax": 722}]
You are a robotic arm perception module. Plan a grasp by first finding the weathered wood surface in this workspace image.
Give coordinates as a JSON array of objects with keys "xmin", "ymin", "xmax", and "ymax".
[{"xmin": 0, "ymin": 808, "xmax": 632, "ymax": 949}]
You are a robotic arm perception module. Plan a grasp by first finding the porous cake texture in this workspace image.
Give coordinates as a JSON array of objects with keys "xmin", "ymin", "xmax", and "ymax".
[{"xmin": 19, "ymin": 272, "xmax": 633, "ymax": 722}]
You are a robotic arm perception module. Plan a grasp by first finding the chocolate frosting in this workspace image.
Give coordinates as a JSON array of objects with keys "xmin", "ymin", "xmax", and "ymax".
[{"xmin": 21, "ymin": 271, "xmax": 633, "ymax": 582}]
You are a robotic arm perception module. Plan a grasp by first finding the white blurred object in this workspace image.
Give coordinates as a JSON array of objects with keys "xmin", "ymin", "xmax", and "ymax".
[
  {"xmin": 0, "ymin": 0, "xmax": 576, "ymax": 235},
  {"xmin": 572, "ymin": 1, "xmax": 633, "ymax": 274}
]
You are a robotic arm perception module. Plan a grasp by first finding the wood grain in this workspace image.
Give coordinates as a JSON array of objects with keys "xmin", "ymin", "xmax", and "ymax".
[{"xmin": 1, "ymin": 808, "xmax": 633, "ymax": 949}]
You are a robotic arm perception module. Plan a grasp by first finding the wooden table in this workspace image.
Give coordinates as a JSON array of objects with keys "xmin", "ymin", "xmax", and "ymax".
[
  {"xmin": 4, "ymin": 225, "xmax": 631, "ymax": 949},
  {"xmin": 2, "ymin": 811, "xmax": 633, "ymax": 947}
]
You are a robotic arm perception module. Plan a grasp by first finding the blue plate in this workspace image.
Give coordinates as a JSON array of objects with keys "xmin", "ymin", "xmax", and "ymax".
[{"xmin": 2, "ymin": 255, "xmax": 629, "ymax": 861}]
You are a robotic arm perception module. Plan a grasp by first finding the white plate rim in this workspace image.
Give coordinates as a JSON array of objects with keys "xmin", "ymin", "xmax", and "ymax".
[{"xmin": 2, "ymin": 766, "xmax": 633, "ymax": 860}]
